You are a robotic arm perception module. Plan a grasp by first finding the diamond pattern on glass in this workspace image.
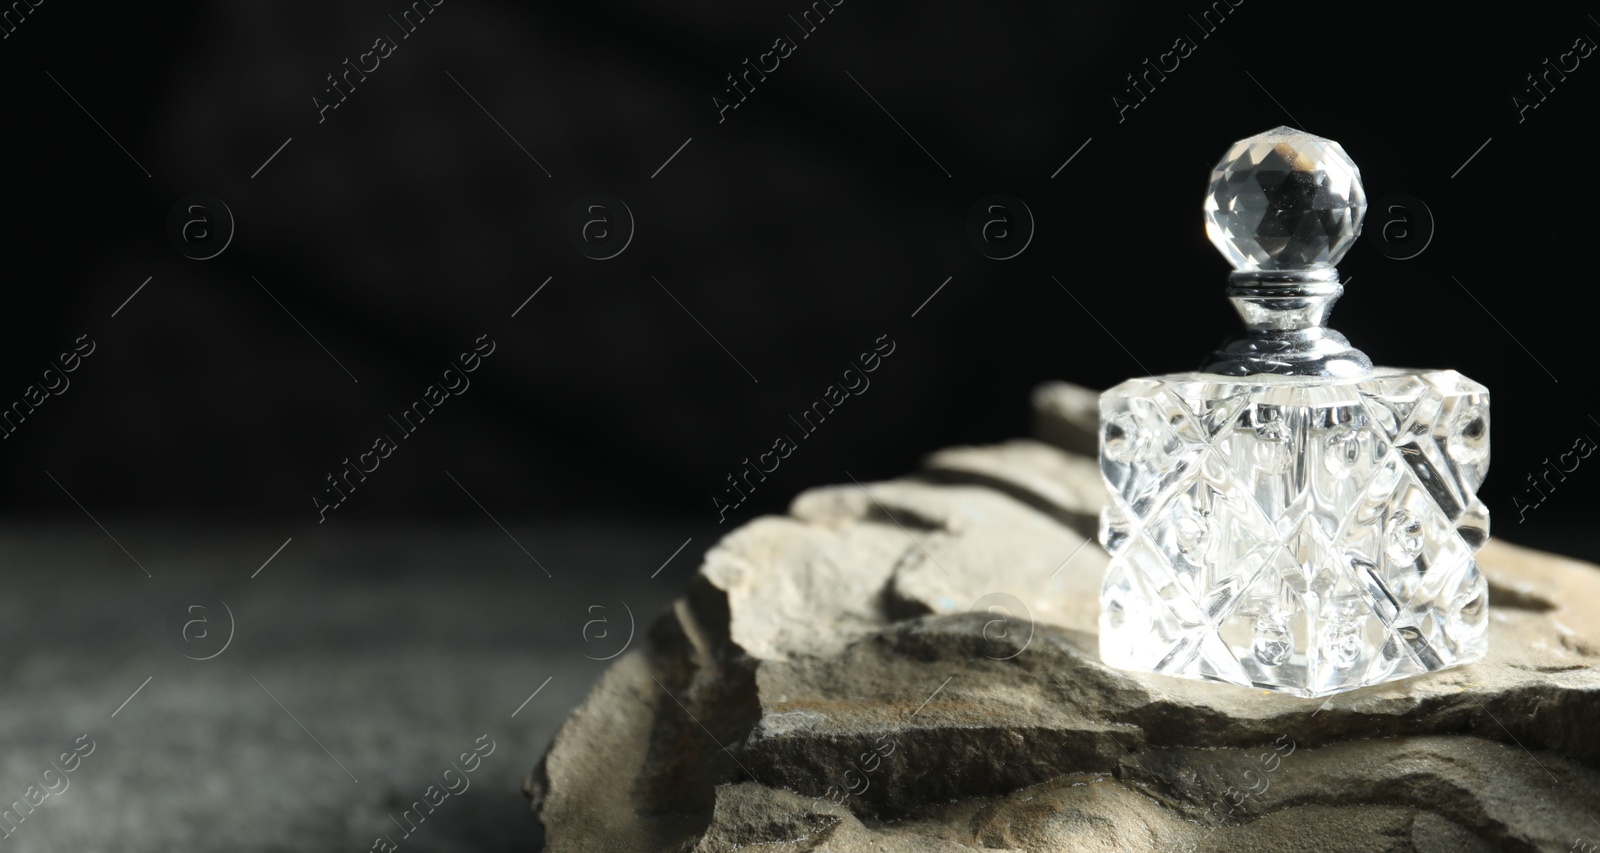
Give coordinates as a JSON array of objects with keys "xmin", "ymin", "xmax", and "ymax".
[{"xmin": 1098, "ymin": 369, "xmax": 1489, "ymax": 697}]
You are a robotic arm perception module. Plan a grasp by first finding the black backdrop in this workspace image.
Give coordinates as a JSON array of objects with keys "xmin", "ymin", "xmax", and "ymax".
[{"xmin": 0, "ymin": 0, "xmax": 1594, "ymax": 555}]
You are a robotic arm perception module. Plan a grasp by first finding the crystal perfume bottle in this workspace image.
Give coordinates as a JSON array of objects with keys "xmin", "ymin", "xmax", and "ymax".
[{"xmin": 1097, "ymin": 127, "xmax": 1490, "ymax": 698}]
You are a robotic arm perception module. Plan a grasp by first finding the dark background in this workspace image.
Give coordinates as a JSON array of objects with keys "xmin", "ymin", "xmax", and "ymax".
[{"xmin": 0, "ymin": 2, "xmax": 1592, "ymax": 549}]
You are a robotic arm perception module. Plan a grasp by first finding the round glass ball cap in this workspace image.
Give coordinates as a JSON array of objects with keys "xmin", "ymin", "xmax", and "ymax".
[{"xmin": 1202, "ymin": 126, "xmax": 1367, "ymax": 272}]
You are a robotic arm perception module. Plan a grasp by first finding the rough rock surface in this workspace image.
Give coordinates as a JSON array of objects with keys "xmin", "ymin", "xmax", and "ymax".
[{"xmin": 527, "ymin": 382, "xmax": 1600, "ymax": 852}]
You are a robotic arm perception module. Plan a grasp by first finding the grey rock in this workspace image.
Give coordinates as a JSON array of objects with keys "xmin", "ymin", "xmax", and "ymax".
[
  {"xmin": 1031, "ymin": 380, "xmax": 1102, "ymax": 456},
  {"xmin": 697, "ymin": 514, "xmax": 914, "ymax": 661},
  {"xmin": 921, "ymin": 439, "xmax": 1107, "ymax": 536},
  {"xmin": 528, "ymin": 387, "xmax": 1600, "ymax": 852}
]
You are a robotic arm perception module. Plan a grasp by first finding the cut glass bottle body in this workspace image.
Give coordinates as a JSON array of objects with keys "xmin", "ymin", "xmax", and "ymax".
[{"xmin": 1097, "ymin": 368, "xmax": 1489, "ymax": 698}]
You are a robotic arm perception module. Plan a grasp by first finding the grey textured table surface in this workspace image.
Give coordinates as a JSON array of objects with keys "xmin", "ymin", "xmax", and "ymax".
[{"xmin": 0, "ymin": 519, "xmax": 692, "ymax": 852}]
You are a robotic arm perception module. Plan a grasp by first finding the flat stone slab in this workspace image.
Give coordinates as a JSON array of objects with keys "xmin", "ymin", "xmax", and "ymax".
[{"xmin": 527, "ymin": 385, "xmax": 1600, "ymax": 852}]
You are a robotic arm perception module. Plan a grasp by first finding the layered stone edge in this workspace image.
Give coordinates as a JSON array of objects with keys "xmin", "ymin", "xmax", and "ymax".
[{"xmin": 525, "ymin": 382, "xmax": 1600, "ymax": 853}]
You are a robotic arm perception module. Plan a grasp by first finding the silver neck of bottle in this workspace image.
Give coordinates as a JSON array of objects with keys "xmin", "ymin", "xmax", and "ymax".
[{"xmin": 1200, "ymin": 267, "xmax": 1373, "ymax": 378}]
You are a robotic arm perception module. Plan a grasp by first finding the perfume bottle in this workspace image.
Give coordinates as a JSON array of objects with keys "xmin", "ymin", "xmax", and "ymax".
[{"xmin": 1097, "ymin": 127, "xmax": 1490, "ymax": 698}]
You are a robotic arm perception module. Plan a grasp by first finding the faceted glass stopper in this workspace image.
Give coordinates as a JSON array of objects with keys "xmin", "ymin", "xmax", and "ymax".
[{"xmin": 1203, "ymin": 126, "xmax": 1367, "ymax": 271}]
